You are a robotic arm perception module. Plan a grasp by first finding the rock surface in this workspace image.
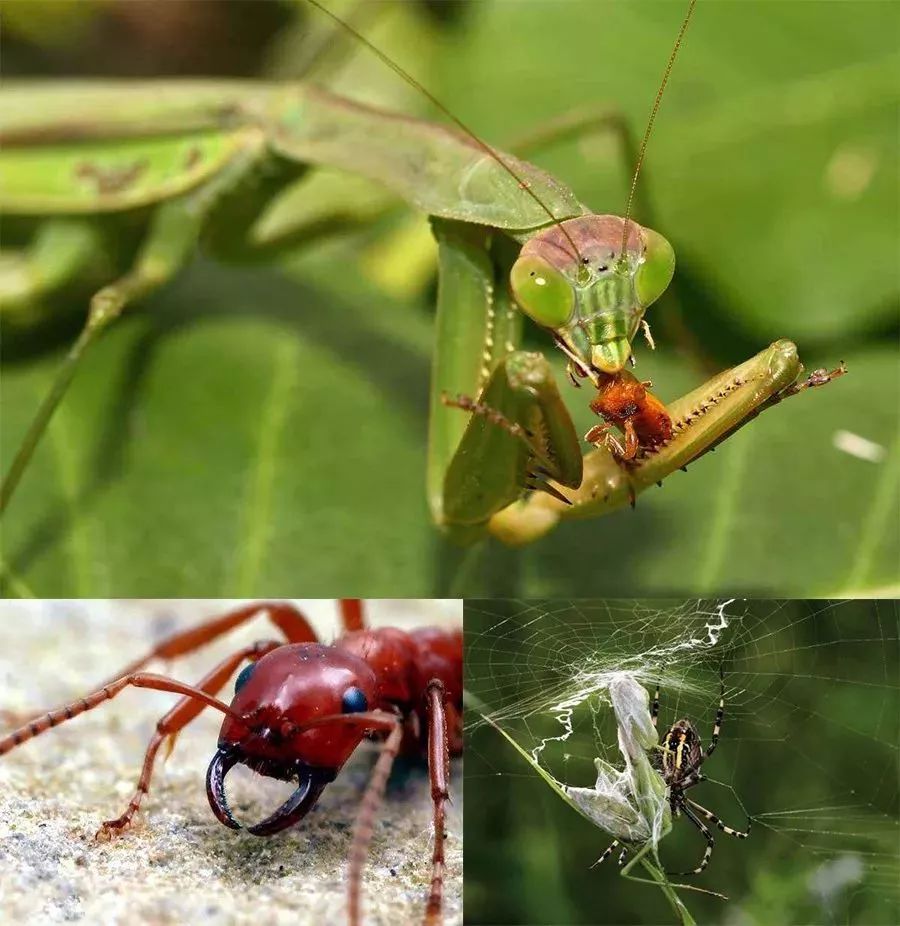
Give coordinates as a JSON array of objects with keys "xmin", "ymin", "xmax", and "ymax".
[{"xmin": 0, "ymin": 600, "xmax": 463, "ymax": 925}]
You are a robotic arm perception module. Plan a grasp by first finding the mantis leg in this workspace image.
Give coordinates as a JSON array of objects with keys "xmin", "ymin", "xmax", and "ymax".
[
  {"xmin": 0, "ymin": 218, "xmax": 110, "ymax": 331},
  {"xmin": 510, "ymin": 105, "xmax": 640, "ymax": 195},
  {"xmin": 428, "ymin": 219, "xmax": 583, "ymax": 543},
  {"xmin": 0, "ymin": 146, "xmax": 267, "ymax": 515},
  {"xmin": 202, "ymin": 157, "xmax": 398, "ymax": 264},
  {"xmin": 490, "ymin": 341, "xmax": 845, "ymax": 545}
]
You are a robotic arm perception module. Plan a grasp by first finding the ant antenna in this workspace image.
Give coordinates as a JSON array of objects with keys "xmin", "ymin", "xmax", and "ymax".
[
  {"xmin": 620, "ymin": 0, "xmax": 697, "ymax": 260},
  {"xmin": 303, "ymin": 0, "xmax": 583, "ymax": 262}
]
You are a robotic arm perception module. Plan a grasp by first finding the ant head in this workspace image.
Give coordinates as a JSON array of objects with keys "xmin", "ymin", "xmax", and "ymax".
[{"xmin": 206, "ymin": 643, "xmax": 378, "ymax": 836}]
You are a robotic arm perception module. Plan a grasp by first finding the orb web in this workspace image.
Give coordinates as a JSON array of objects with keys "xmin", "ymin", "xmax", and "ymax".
[{"xmin": 466, "ymin": 598, "xmax": 899, "ymax": 915}]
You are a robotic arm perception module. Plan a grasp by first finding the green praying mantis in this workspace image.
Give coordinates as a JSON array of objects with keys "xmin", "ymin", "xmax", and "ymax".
[{"xmin": 0, "ymin": 0, "xmax": 844, "ymax": 551}]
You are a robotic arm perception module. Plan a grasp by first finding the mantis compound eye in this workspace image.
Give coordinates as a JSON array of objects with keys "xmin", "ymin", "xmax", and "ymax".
[
  {"xmin": 341, "ymin": 686, "xmax": 368, "ymax": 713},
  {"xmin": 634, "ymin": 227, "xmax": 675, "ymax": 308},
  {"xmin": 510, "ymin": 256, "xmax": 575, "ymax": 329},
  {"xmin": 234, "ymin": 663, "xmax": 255, "ymax": 694}
]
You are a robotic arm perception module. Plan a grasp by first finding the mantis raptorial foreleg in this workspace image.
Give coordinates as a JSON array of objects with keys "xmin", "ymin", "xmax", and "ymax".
[
  {"xmin": 428, "ymin": 219, "xmax": 583, "ymax": 543},
  {"xmin": 427, "ymin": 219, "xmax": 513, "ymax": 536},
  {"xmin": 511, "ymin": 106, "xmax": 637, "ymax": 162},
  {"xmin": 489, "ymin": 341, "xmax": 846, "ymax": 545},
  {"xmin": 442, "ymin": 352, "xmax": 583, "ymax": 522}
]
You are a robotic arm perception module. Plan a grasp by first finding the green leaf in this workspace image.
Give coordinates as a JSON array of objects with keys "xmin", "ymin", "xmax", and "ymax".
[{"xmin": 2, "ymin": 255, "xmax": 439, "ymax": 596}]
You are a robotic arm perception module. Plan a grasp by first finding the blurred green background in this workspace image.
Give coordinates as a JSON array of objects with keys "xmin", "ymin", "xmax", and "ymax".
[
  {"xmin": 1, "ymin": 0, "xmax": 897, "ymax": 597},
  {"xmin": 464, "ymin": 598, "xmax": 900, "ymax": 925}
]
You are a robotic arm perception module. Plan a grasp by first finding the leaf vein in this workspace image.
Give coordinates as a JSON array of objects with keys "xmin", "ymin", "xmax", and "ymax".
[{"xmin": 231, "ymin": 338, "xmax": 300, "ymax": 595}]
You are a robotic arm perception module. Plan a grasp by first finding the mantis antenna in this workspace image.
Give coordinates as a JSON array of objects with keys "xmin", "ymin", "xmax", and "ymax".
[
  {"xmin": 619, "ymin": 0, "xmax": 697, "ymax": 261},
  {"xmin": 303, "ymin": 0, "xmax": 584, "ymax": 262}
]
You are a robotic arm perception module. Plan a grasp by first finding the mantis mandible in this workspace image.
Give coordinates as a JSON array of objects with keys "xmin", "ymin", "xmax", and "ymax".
[{"xmin": 0, "ymin": 0, "xmax": 844, "ymax": 548}]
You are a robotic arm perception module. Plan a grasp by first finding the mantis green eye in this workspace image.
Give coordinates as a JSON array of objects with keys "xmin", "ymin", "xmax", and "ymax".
[
  {"xmin": 510, "ymin": 256, "xmax": 575, "ymax": 329},
  {"xmin": 635, "ymin": 228, "xmax": 675, "ymax": 308}
]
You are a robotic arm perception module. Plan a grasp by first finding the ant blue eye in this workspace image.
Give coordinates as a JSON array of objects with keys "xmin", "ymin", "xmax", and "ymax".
[
  {"xmin": 341, "ymin": 687, "xmax": 368, "ymax": 713},
  {"xmin": 234, "ymin": 663, "xmax": 255, "ymax": 694}
]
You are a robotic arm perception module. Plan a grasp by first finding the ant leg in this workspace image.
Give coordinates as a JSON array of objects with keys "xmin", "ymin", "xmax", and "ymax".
[
  {"xmin": 1, "ymin": 602, "xmax": 318, "ymax": 729},
  {"xmin": 347, "ymin": 717, "xmax": 404, "ymax": 926},
  {"xmin": 584, "ymin": 422, "xmax": 609, "ymax": 445},
  {"xmin": 423, "ymin": 680, "xmax": 451, "ymax": 926},
  {"xmin": 96, "ymin": 639, "xmax": 282, "ymax": 840},
  {"xmin": 0, "ymin": 673, "xmax": 238, "ymax": 759},
  {"xmin": 584, "ymin": 420, "xmax": 638, "ymax": 463},
  {"xmin": 105, "ymin": 602, "xmax": 320, "ymax": 680},
  {"xmin": 584, "ymin": 422, "xmax": 627, "ymax": 459},
  {"xmin": 339, "ymin": 599, "xmax": 366, "ymax": 632},
  {"xmin": 621, "ymin": 420, "xmax": 640, "ymax": 461}
]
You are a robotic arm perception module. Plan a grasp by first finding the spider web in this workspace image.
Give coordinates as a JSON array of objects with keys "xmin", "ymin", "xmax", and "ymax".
[{"xmin": 465, "ymin": 599, "xmax": 899, "ymax": 923}]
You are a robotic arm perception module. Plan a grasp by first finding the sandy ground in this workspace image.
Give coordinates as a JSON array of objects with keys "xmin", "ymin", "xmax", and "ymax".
[{"xmin": 0, "ymin": 600, "xmax": 462, "ymax": 926}]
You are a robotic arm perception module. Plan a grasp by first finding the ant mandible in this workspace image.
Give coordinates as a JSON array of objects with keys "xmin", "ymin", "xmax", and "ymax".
[{"xmin": 0, "ymin": 600, "xmax": 463, "ymax": 926}]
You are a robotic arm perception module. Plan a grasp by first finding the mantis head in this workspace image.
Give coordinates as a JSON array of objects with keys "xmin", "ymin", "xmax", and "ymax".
[{"xmin": 510, "ymin": 215, "xmax": 674, "ymax": 374}]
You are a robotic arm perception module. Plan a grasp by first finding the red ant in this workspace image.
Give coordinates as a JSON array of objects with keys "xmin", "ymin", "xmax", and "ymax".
[
  {"xmin": 585, "ymin": 369, "xmax": 673, "ymax": 461},
  {"xmin": 0, "ymin": 600, "xmax": 462, "ymax": 926}
]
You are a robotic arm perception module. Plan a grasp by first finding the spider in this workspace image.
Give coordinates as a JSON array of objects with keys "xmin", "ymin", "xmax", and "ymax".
[{"xmin": 594, "ymin": 666, "xmax": 751, "ymax": 875}]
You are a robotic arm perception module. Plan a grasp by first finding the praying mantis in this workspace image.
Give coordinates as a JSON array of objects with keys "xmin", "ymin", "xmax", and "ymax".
[{"xmin": 0, "ymin": 0, "xmax": 845, "ymax": 559}]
